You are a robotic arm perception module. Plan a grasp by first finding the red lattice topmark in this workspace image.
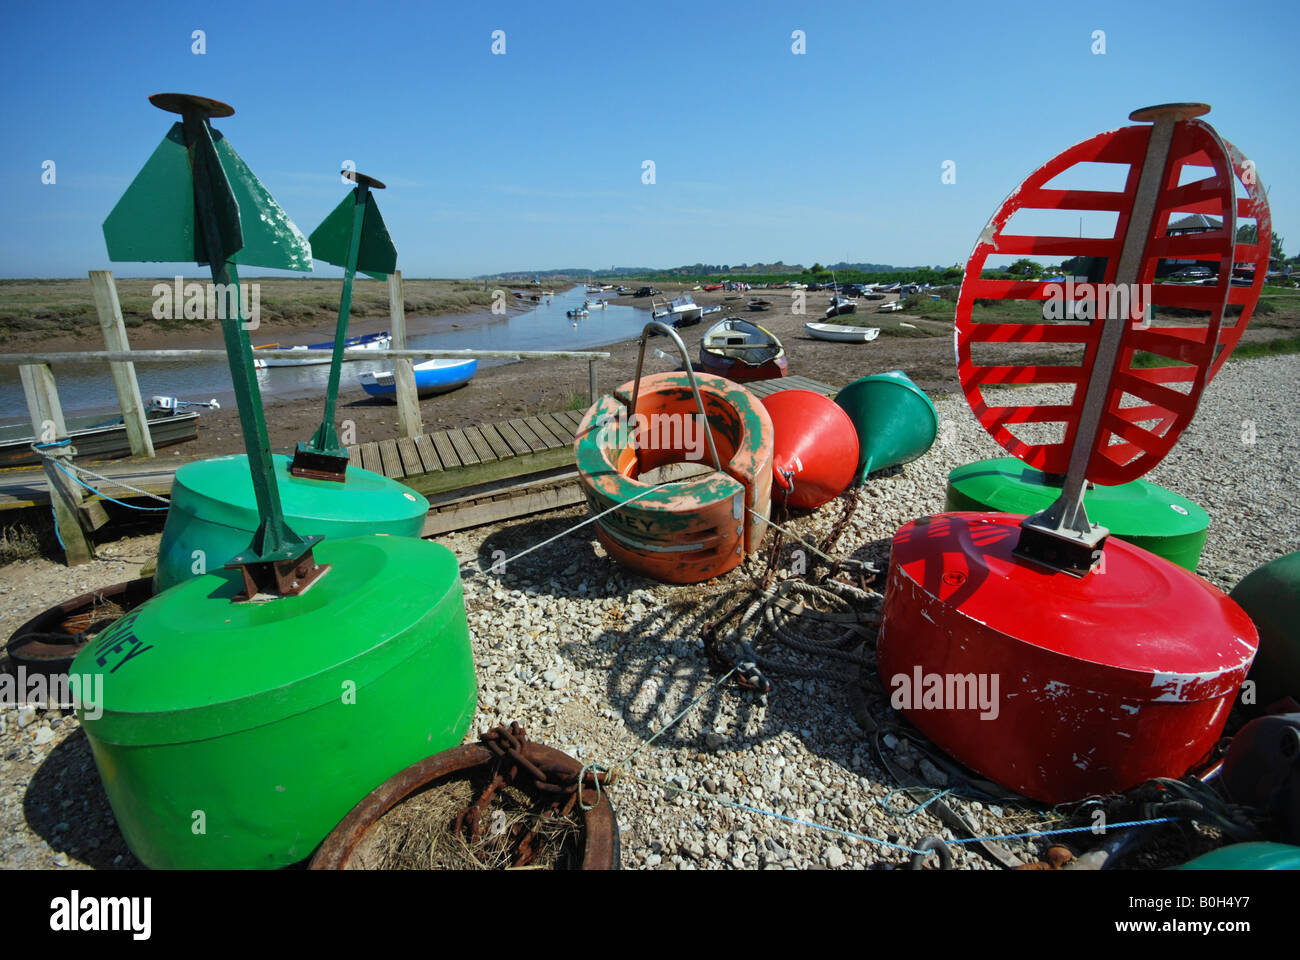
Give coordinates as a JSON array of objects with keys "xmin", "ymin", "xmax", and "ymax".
[{"xmin": 955, "ymin": 119, "xmax": 1271, "ymax": 486}]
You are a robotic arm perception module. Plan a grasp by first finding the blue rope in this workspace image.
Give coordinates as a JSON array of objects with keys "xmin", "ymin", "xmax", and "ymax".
[
  {"xmin": 880, "ymin": 786, "xmax": 953, "ymax": 818},
  {"xmin": 627, "ymin": 768, "xmax": 1181, "ymax": 857},
  {"xmin": 48, "ymin": 459, "xmax": 169, "ymax": 511},
  {"xmin": 49, "ymin": 504, "xmax": 65, "ymax": 549}
]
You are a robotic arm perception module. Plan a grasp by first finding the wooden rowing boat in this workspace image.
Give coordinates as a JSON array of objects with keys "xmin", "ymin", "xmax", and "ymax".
[
  {"xmin": 698, "ymin": 318, "xmax": 788, "ymax": 382},
  {"xmin": 358, "ymin": 358, "xmax": 478, "ymax": 399},
  {"xmin": 252, "ymin": 331, "xmax": 391, "ymax": 368},
  {"xmin": 0, "ymin": 409, "xmax": 200, "ymax": 468},
  {"xmin": 803, "ymin": 322, "xmax": 881, "ymax": 343}
]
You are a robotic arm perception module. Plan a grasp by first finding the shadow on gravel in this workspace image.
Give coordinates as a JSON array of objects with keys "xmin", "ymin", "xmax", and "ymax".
[
  {"xmin": 543, "ymin": 532, "xmax": 901, "ymax": 778},
  {"xmin": 469, "ymin": 511, "xmax": 652, "ymax": 600},
  {"xmin": 462, "ymin": 502, "xmax": 906, "ymax": 790},
  {"xmin": 23, "ymin": 727, "xmax": 141, "ymax": 869}
]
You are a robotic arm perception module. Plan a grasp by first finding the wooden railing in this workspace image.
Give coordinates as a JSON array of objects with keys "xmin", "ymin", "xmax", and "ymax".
[{"xmin": 1, "ymin": 270, "xmax": 608, "ymax": 564}]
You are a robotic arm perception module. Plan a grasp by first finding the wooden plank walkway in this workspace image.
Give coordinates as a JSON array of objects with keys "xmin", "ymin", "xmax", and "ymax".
[{"xmin": 0, "ymin": 375, "xmax": 839, "ymax": 513}]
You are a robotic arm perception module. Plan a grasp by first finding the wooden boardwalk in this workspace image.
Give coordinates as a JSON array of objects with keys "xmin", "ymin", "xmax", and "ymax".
[
  {"xmin": 345, "ymin": 374, "xmax": 838, "ymax": 496},
  {"xmin": 0, "ymin": 375, "xmax": 839, "ymax": 525}
]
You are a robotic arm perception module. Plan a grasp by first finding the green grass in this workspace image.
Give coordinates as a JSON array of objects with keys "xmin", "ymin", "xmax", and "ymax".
[
  {"xmin": 1229, "ymin": 334, "xmax": 1300, "ymax": 360},
  {"xmin": 0, "ymin": 522, "xmax": 42, "ymax": 565},
  {"xmin": 0, "ymin": 277, "xmax": 503, "ymax": 343},
  {"xmin": 1132, "ymin": 334, "xmax": 1300, "ymax": 368}
]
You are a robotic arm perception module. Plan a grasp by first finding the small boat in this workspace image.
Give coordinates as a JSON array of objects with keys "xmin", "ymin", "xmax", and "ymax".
[
  {"xmin": 702, "ymin": 283, "xmax": 723, "ymax": 291},
  {"xmin": 825, "ymin": 295, "xmax": 858, "ymax": 318},
  {"xmin": 747, "ymin": 298, "xmax": 773, "ymax": 311},
  {"xmin": 253, "ymin": 331, "xmax": 391, "ymax": 368},
  {"xmin": 358, "ymin": 358, "xmax": 478, "ymax": 399},
  {"xmin": 804, "ymin": 322, "xmax": 881, "ymax": 343},
  {"xmin": 586, "ymin": 299, "xmax": 608, "ymax": 309},
  {"xmin": 567, "ymin": 306, "xmax": 589, "ymax": 318},
  {"xmin": 698, "ymin": 317, "xmax": 788, "ymax": 382},
  {"xmin": 651, "ymin": 295, "xmax": 704, "ymax": 328},
  {"xmin": 877, "ymin": 301, "xmax": 903, "ymax": 312},
  {"xmin": 0, "ymin": 407, "xmax": 200, "ymax": 468}
]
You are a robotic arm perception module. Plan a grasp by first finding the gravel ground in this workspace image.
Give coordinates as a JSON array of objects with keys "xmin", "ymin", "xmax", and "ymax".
[{"xmin": 1, "ymin": 353, "xmax": 1296, "ymax": 870}]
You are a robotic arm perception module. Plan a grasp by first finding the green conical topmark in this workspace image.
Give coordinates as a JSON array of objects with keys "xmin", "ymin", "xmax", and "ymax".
[
  {"xmin": 103, "ymin": 93, "xmax": 321, "ymax": 592},
  {"xmin": 295, "ymin": 172, "xmax": 397, "ymax": 476}
]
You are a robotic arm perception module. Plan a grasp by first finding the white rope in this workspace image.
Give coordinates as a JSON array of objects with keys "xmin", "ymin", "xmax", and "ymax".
[
  {"xmin": 460, "ymin": 482, "xmax": 666, "ymax": 578},
  {"xmin": 60, "ymin": 461, "xmax": 172, "ymax": 505}
]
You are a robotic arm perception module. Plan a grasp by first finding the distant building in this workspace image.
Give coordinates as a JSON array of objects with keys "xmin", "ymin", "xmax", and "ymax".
[{"xmin": 1160, "ymin": 214, "xmax": 1222, "ymax": 277}]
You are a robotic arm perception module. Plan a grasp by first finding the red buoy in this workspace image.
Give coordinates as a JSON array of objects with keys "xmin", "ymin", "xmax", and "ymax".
[
  {"xmin": 877, "ymin": 513, "xmax": 1257, "ymax": 803},
  {"xmin": 760, "ymin": 390, "xmax": 859, "ymax": 509},
  {"xmin": 874, "ymin": 103, "xmax": 1271, "ymax": 802}
]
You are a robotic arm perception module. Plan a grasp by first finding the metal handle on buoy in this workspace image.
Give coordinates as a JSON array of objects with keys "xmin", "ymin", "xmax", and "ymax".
[{"xmin": 629, "ymin": 321, "xmax": 723, "ymax": 472}]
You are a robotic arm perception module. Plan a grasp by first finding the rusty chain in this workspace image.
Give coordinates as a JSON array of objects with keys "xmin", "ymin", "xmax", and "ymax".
[{"xmin": 453, "ymin": 722, "xmax": 616, "ymax": 868}]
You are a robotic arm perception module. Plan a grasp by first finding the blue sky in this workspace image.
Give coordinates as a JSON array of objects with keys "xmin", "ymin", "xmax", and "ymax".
[{"xmin": 3, "ymin": 0, "xmax": 1295, "ymax": 278}]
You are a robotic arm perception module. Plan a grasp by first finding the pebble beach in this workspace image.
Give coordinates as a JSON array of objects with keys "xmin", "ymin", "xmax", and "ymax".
[{"xmin": 2, "ymin": 352, "xmax": 1294, "ymax": 871}]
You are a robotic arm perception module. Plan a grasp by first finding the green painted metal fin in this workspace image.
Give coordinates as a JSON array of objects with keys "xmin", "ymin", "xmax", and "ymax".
[
  {"xmin": 103, "ymin": 124, "xmax": 202, "ymax": 263},
  {"xmin": 104, "ymin": 123, "xmax": 312, "ymax": 272},
  {"xmin": 309, "ymin": 192, "xmax": 397, "ymax": 277},
  {"xmin": 213, "ymin": 133, "xmax": 314, "ymax": 273}
]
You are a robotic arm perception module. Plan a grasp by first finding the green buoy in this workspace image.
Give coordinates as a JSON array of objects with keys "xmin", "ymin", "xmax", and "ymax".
[
  {"xmin": 1175, "ymin": 842, "xmax": 1300, "ymax": 870},
  {"xmin": 154, "ymin": 455, "xmax": 428, "ymax": 591},
  {"xmin": 834, "ymin": 370, "xmax": 938, "ymax": 483},
  {"xmin": 72, "ymin": 535, "xmax": 476, "ymax": 869},
  {"xmin": 1231, "ymin": 551, "xmax": 1300, "ymax": 708},
  {"xmin": 133, "ymin": 138, "xmax": 424, "ymax": 590},
  {"xmin": 945, "ymin": 457, "xmax": 1209, "ymax": 571},
  {"xmin": 84, "ymin": 94, "xmax": 478, "ymax": 871}
]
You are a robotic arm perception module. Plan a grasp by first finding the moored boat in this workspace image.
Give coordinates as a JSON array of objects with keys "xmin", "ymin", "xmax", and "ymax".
[
  {"xmin": 803, "ymin": 322, "xmax": 880, "ymax": 343},
  {"xmin": 253, "ymin": 330, "xmax": 391, "ymax": 368},
  {"xmin": 358, "ymin": 357, "xmax": 478, "ymax": 399},
  {"xmin": 0, "ymin": 407, "xmax": 200, "ymax": 468},
  {"xmin": 651, "ymin": 295, "xmax": 703, "ymax": 328},
  {"xmin": 698, "ymin": 317, "xmax": 788, "ymax": 382},
  {"xmin": 825, "ymin": 295, "xmax": 858, "ymax": 318}
]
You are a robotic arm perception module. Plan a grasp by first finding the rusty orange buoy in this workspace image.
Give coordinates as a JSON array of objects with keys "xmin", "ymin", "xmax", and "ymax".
[{"xmin": 575, "ymin": 369, "xmax": 773, "ymax": 584}]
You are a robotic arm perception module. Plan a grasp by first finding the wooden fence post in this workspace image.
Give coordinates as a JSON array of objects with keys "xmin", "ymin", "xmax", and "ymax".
[
  {"xmin": 19, "ymin": 361, "xmax": 66, "ymax": 442},
  {"xmin": 89, "ymin": 269, "xmax": 154, "ymax": 458},
  {"xmin": 18, "ymin": 363, "xmax": 94, "ymax": 565},
  {"xmin": 388, "ymin": 270, "xmax": 422, "ymax": 439}
]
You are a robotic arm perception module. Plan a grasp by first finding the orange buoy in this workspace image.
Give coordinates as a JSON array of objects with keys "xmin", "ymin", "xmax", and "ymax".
[
  {"xmin": 575, "ymin": 371, "xmax": 773, "ymax": 584},
  {"xmin": 760, "ymin": 390, "xmax": 859, "ymax": 509}
]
